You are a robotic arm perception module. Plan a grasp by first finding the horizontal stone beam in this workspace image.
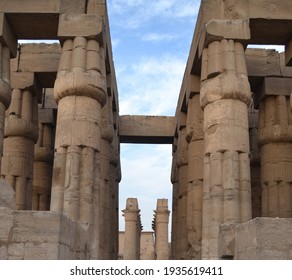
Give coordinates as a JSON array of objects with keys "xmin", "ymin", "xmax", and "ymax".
[{"xmin": 119, "ymin": 115, "xmax": 176, "ymax": 144}]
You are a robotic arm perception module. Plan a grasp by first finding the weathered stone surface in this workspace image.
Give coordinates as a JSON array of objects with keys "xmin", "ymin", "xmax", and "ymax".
[
  {"xmin": 0, "ymin": 179, "xmax": 15, "ymax": 209},
  {"xmin": 234, "ymin": 218, "xmax": 292, "ymax": 260}
]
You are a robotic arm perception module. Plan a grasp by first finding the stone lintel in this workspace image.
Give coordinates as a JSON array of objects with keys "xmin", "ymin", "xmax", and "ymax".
[
  {"xmin": 285, "ymin": 39, "xmax": 292, "ymax": 66},
  {"xmin": 0, "ymin": 13, "xmax": 17, "ymax": 57},
  {"xmin": 16, "ymin": 43, "xmax": 61, "ymax": 73},
  {"xmin": 38, "ymin": 108, "xmax": 56, "ymax": 124},
  {"xmin": 198, "ymin": 19, "xmax": 250, "ymax": 57},
  {"xmin": 119, "ymin": 115, "xmax": 175, "ymax": 144},
  {"xmin": 259, "ymin": 77, "xmax": 292, "ymax": 101},
  {"xmin": 11, "ymin": 72, "xmax": 42, "ymax": 101},
  {"xmin": 58, "ymin": 14, "xmax": 103, "ymax": 43}
]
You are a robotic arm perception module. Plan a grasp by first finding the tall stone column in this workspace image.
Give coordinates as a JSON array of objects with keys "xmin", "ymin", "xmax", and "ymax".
[
  {"xmin": 258, "ymin": 78, "xmax": 292, "ymax": 218},
  {"xmin": 0, "ymin": 14, "xmax": 16, "ymax": 170},
  {"xmin": 122, "ymin": 198, "xmax": 142, "ymax": 260},
  {"xmin": 185, "ymin": 76, "xmax": 204, "ymax": 259},
  {"xmin": 200, "ymin": 39, "xmax": 252, "ymax": 259},
  {"xmin": 32, "ymin": 109, "xmax": 55, "ymax": 210},
  {"xmin": 176, "ymin": 118, "xmax": 189, "ymax": 259},
  {"xmin": 108, "ymin": 88, "xmax": 120, "ymax": 259},
  {"xmin": 153, "ymin": 199, "xmax": 169, "ymax": 260},
  {"xmin": 50, "ymin": 14, "xmax": 107, "ymax": 259},
  {"xmin": 98, "ymin": 47, "xmax": 112, "ymax": 259},
  {"xmin": 1, "ymin": 73, "xmax": 40, "ymax": 210},
  {"xmin": 0, "ymin": 43, "xmax": 11, "ymax": 166},
  {"xmin": 249, "ymin": 106, "xmax": 261, "ymax": 218},
  {"xmin": 170, "ymin": 139, "xmax": 178, "ymax": 260}
]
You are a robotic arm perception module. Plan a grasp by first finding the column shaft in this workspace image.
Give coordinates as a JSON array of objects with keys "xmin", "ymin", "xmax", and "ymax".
[
  {"xmin": 259, "ymin": 94, "xmax": 292, "ymax": 218},
  {"xmin": 200, "ymin": 39, "xmax": 252, "ymax": 259}
]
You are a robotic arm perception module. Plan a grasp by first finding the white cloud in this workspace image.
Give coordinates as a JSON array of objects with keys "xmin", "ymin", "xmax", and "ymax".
[
  {"xmin": 108, "ymin": 0, "xmax": 200, "ymax": 29},
  {"xmin": 118, "ymin": 55, "xmax": 186, "ymax": 116},
  {"xmin": 142, "ymin": 32, "xmax": 177, "ymax": 42}
]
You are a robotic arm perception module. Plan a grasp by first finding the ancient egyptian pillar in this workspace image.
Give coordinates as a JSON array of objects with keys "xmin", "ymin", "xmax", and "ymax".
[
  {"xmin": 97, "ymin": 46, "xmax": 112, "ymax": 259},
  {"xmin": 49, "ymin": 14, "xmax": 107, "ymax": 259},
  {"xmin": 200, "ymin": 39, "xmax": 252, "ymax": 259},
  {"xmin": 122, "ymin": 198, "xmax": 142, "ymax": 260},
  {"xmin": 258, "ymin": 77, "xmax": 292, "ymax": 218},
  {"xmin": 32, "ymin": 109, "xmax": 55, "ymax": 210},
  {"xmin": 1, "ymin": 73, "xmax": 40, "ymax": 210},
  {"xmin": 185, "ymin": 75, "xmax": 204, "ymax": 259},
  {"xmin": 153, "ymin": 199, "xmax": 169, "ymax": 260},
  {"xmin": 0, "ymin": 13, "xmax": 16, "ymax": 170},
  {"xmin": 108, "ymin": 89, "xmax": 120, "ymax": 259},
  {"xmin": 170, "ymin": 139, "xmax": 178, "ymax": 259},
  {"xmin": 176, "ymin": 117, "xmax": 189, "ymax": 259},
  {"xmin": 249, "ymin": 106, "xmax": 261, "ymax": 218}
]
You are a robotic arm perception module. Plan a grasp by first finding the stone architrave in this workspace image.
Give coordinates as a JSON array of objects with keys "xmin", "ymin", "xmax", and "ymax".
[
  {"xmin": 200, "ymin": 39, "xmax": 252, "ymax": 259},
  {"xmin": 1, "ymin": 72, "xmax": 40, "ymax": 210},
  {"xmin": 258, "ymin": 78, "xmax": 292, "ymax": 218}
]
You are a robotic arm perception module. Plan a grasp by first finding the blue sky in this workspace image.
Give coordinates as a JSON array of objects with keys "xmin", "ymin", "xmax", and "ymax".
[{"xmin": 106, "ymin": 0, "xmax": 201, "ymax": 232}]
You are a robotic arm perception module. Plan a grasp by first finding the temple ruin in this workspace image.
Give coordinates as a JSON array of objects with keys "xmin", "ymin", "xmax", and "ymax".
[{"xmin": 0, "ymin": 0, "xmax": 291, "ymax": 260}]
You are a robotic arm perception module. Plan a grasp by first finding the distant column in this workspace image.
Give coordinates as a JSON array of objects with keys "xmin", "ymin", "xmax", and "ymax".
[
  {"xmin": 258, "ymin": 78, "xmax": 292, "ymax": 218},
  {"xmin": 1, "ymin": 73, "xmax": 40, "ymax": 210},
  {"xmin": 200, "ymin": 39, "xmax": 252, "ymax": 259},
  {"xmin": 249, "ymin": 106, "xmax": 261, "ymax": 218},
  {"xmin": 153, "ymin": 199, "xmax": 170, "ymax": 260},
  {"xmin": 123, "ymin": 198, "xmax": 142, "ymax": 260},
  {"xmin": 32, "ymin": 109, "xmax": 55, "ymax": 210}
]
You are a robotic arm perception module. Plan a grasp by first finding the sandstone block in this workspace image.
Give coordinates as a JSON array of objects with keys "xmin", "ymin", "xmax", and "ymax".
[
  {"xmin": 0, "ymin": 208, "xmax": 13, "ymax": 242},
  {"xmin": 234, "ymin": 218, "xmax": 292, "ymax": 259},
  {"xmin": 0, "ymin": 179, "xmax": 15, "ymax": 209}
]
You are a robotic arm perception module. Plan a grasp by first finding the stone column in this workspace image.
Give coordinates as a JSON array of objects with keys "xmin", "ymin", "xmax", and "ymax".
[
  {"xmin": 249, "ymin": 106, "xmax": 261, "ymax": 218},
  {"xmin": 176, "ymin": 116, "xmax": 189, "ymax": 259},
  {"xmin": 153, "ymin": 199, "xmax": 169, "ymax": 260},
  {"xmin": 97, "ymin": 47, "xmax": 112, "ymax": 259},
  {"xmin": 108, "ymin": 88, "xmax": 120, "ymax": 260},
  {"xmin": 32, "ymin": 109, "xmax": 55, "ymax": 210},
  {"xmin": 170, "ymin": 139, "xmax": 178, "ymax": 260},
  {"xmin": 50, "ymin": 14, "xmax": 107, "ymax": 259},
  {"xmin": 122, "ymin": 198, "xmax": 142, "ymax": 260},
  {"xmin": 1, "ymin": 73, "xmax": 40, "ymax": 210},
  {"xmin": 200, "ymin": 39, "xmax": 252, "ymax": 259},
  {"xmin": 185, "ymin": 75, "xmax": 204, "ymax": 259},
  {"xmin": 109, "ymin": 130, "xmax": 120, "ymax": 259},
  {"xmin": 0, "ymin": 43, "xmax": 11, "ymax": 166},
  {"xmin": 0, "ymin": 13, "xmax": 16, "ymax": 170},
  {"xmin": 258, "ymin": 78, "xmax": 292, "ymax": 218}
]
